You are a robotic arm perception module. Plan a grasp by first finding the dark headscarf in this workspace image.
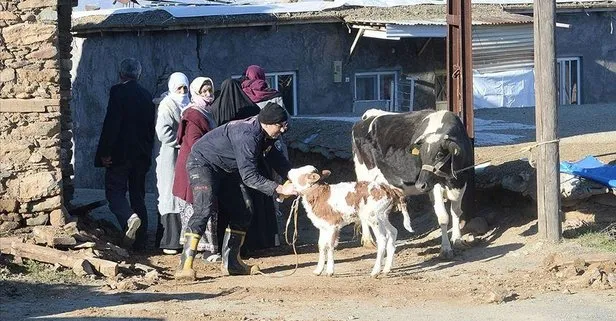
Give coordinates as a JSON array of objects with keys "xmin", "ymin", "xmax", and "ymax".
[
  {"xmin": 210, "ymin": 78, "xmax": 260, "ymax": 126},
  {"xmin": 241, "ymin": 65, "xmax": 279, "ymax": 103}
]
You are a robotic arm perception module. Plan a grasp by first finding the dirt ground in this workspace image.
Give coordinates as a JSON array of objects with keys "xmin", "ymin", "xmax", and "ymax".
[{"xmin": 1, "ymin": 133, "xmax": 615, "ymax": 321}]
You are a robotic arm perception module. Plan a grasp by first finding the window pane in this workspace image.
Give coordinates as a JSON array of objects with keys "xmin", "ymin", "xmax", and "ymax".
[
  {"xmin": 435, "ymin": 74, "xmax": 447, "ymax": 101},
  {"xmin": 277, "ymin": 74, "xmax": 294, "ymax": 115},
  {"xmin": 356, "ymin": 76, "xmax": 377, "ymax": 100},
  {"xmin": 380, "ymin": 74, "xmax": 395, "ymax": 100},
  {"xmin": 571, "ymin": 60, "xmax": 578, "ymax": 104},
  {"xmin": 265, "ymin": 76, "xmax": 276, "ymax": 90}
]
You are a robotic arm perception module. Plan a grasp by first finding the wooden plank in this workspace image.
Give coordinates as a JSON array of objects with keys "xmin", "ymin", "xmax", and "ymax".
[
  {"xmin": 533, "ymin": 0, "xmax": 562, "ymax": 242},
  {"xmin": 0, "ymin": 99, "xmax": 60, "ymax": 113},
  {"xmin": 0, "ymin": 237, "xmax": 118, "ymax": 277}
]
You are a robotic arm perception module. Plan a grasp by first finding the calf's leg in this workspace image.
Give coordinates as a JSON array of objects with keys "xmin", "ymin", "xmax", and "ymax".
[
  {"xmin": 360, "ymin": 220, "xmax": 375, "ymax": 248},
  {"xmin": 325, "ymin": 229, "xmax": 338, "ymax": 276},
  {"xmin": 381, "ymin": 220, "xmax": 398, "ymax": 275},
  {"xmin": 370, "ymin": 222, "xmax": 388, "ymax": 277},
  {"xmin": 314, "ymin": 230, "xmax": 327, "ymax": 275}
]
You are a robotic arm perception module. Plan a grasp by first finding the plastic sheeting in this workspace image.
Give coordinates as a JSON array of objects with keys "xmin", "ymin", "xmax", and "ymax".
[
  {"xmin": 560, "ymin": 156, "xmax": 616, "ymax": 188},
  {"xmin": 473, "ymin": 68, "xmax": 535, "ymax": 109}
]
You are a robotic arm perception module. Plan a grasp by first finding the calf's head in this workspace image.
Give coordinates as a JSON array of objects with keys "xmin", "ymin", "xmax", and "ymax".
[
  {"xmin": 413, "ymin": 133, "xmax": 461, "ymax": 192},
  {"xmin": 287, "ymin": 165, "xmax": 331, "ymax": 193}
]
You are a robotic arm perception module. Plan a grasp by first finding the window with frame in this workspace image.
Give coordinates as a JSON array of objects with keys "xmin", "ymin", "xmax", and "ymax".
[
  {"xmin": 233, "ymin": 71, "xmax": 298, "ymax": 115},
  {"xmin": 434, "ymin": 71, "xmax": 447, "ymax": 102},
  {"xmin": 557, "ymin": 57, "xmax": 581, "ymax": 105},
  {"xmin": 354, "ymin": 71, "xmax": 398, "ymax": 111}
]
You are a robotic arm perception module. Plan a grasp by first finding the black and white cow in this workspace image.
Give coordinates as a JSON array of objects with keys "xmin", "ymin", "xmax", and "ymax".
[{"xmin": 352, "ymin": 109, "xmax": 473, "ymax": 258}]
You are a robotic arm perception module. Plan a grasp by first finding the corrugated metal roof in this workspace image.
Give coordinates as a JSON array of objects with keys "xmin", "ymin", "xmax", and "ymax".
[
  {"xmin": 472, "ymin": 24, "xmax": 534, "ymax": 72},
  {"xmin": 72, "ymin": 4, "xmax": 532, "ymax": 34}
]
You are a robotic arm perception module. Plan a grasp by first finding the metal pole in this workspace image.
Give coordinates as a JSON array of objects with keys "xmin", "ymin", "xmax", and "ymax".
[{"xmin": 533, "ymin": 0, "xmax": 562, "ymax": 241}]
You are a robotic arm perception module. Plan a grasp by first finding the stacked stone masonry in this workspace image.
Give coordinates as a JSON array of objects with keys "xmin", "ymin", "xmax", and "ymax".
[{"xmin": 0, "ymin": 0, "xmax": 73, "ymax": 232}]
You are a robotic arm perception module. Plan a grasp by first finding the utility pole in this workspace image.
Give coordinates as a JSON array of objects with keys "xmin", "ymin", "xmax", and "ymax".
[
  {"xmin": 533, "ymin": 0, "xmax": 562, "ymax": 241},
  {"xmin": 447, "ymin": 0, "xmax": 475, "ymax": 218},
  {"xmin": 447, "ymin": 0, "xmax": 474, "ymax": 133}
]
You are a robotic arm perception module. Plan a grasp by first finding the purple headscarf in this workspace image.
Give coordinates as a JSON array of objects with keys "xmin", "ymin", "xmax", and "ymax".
[{"xmin": 241, "ymin": 65, "xmax": 279, "ymax": 103}]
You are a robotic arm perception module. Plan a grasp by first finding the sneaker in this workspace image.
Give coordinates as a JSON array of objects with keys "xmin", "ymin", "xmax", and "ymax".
[
  {"xmin": 123, "ymin": 213, "xmax": 141, "ymax": 247},
  {"xmin": 204, "ymin": 253, "xmax": 221, "ymax": 263},
  {"xmin": 162, "ymin": 249, "xmax": 179, "ymax": 255}
]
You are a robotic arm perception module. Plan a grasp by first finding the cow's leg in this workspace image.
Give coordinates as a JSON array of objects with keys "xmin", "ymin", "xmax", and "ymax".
[
  {"xmin": 447, "ymin": 184, "xmax": 467, "ymax": 248},
  {"xmin": 325, "ymin": 229, "xmax": 339, "ymax": 277},
  {"xmin": 432, "ymin": 184, "xmax": 454, "ymax": 259},
  {"xmin": 370, "ymin": 222, "xmax": 387, "ymax": 277},
  {"xmin": 381, "ymin": 219, "xmax": 398, "ymax": 276},
  {"xmin": 361, "ymin": 220, "xmax": 375, "ymax": 248},
  {"xmin": 313, "ymin": 230, "xmax": 327, "ymax": 275}
]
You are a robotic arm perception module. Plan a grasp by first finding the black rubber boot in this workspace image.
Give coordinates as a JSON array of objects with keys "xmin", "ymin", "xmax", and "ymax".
[
  {"xmin": 175, "ymin": 233, "xmax": 201, "ymax": 280},
  {"xmin": 221, "ymin": 228, "xmax": 260, "ymax": 275}
]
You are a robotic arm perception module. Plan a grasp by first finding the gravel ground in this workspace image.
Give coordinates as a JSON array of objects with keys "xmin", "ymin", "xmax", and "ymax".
[{"xmin": 474, "ymin": 103, "xmax": 616, "ymax": 146}]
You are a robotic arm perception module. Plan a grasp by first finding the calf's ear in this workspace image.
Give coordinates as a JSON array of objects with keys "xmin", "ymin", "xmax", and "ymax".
[
  {"xmin": 321, "ymin": 170, "xmax": 331, "ymax": 180},
  {"xmin": 307, "ymin": 173, "xmax": 321, "ymax": 183}
]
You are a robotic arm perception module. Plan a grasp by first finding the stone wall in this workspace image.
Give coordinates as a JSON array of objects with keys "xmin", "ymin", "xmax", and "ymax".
[{"xmin": 0, "ymin": 0, "xmax": 73, "ymax": 232}]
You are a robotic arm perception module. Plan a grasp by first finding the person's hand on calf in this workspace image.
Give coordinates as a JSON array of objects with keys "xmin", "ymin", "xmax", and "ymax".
[{"xmin": 276, "ymin": 181, "xmax": 297, "ymax": 197}]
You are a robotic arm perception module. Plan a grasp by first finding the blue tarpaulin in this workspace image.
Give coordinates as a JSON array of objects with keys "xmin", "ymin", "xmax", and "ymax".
[{"xmin": 560, "ymin": 156, "xmax": 616, "ymax": 188}]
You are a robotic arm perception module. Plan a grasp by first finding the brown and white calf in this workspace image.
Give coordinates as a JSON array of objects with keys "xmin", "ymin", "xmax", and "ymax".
[{"xmin": 287, "ymin": 165, "xmax": 414, "ymax": 277}]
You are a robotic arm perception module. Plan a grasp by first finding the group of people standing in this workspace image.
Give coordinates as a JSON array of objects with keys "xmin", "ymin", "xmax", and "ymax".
[{"xmin": 95, "ymin": 58, "xmax": 298, "ymax": 280}]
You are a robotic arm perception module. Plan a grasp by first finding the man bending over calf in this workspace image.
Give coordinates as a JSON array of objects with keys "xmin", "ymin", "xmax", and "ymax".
[{"xmin": 176, "ymin": 103, "xmax": 297, "ymax": 280}]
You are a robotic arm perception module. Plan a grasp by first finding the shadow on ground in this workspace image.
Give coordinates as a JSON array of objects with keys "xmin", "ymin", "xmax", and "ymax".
[{"xmin": 0, "ymin": 279, "xmax": 236, "ymax": 320}]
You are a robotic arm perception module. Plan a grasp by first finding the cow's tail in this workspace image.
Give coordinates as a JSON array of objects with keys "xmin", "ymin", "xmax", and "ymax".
[{"xmin": 393, "ymin": 189, "xmax": 414, "ymax": 233}]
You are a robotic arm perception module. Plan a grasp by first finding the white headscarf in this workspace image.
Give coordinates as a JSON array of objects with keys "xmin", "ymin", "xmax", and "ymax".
[
  {"xmin": 189, "ymin": 77, "xmax": 214, "ymax": 99},
  {"xmin": 167, "ymin": 72, "xmax": 190, "ymax": 111},
  {"xmin": 187, "ymin": 77, "xmax": 217, "ymax": 130}
]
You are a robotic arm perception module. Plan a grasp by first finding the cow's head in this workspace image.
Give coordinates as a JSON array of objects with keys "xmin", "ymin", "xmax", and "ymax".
[
  {"xmin": 412, "ymin": 133, "xmax": 461, "ymax": 192},
  {"xmin": 287, "ymin": 165, "xmax": 331, "ymax": 194}
]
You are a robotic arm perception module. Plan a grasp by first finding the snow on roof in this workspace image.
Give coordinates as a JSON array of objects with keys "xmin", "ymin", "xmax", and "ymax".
[
  {"xmin": 74, "ymin": 0, "xmax": 614, "ymax": 19},
  {"xmin": 72, "ymin": 4, "xmax": 535, "ymax": 34}
]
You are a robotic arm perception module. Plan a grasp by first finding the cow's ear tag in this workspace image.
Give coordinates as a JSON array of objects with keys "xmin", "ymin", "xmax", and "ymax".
[{"xmin": 411, "ymin": 146, "xmax": 420, "ymax": 156}]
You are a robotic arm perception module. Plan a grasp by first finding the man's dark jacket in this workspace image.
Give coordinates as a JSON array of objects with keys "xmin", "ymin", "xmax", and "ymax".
[
  {"xmin": 189, "ymin": 116, "xmax": 290, "ymax": 197},
  {"xmin": 95, "ymin": 80, "xmax": 156, "ymax": 168}
]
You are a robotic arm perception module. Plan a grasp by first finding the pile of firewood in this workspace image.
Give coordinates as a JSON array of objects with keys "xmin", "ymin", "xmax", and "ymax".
[{"xmin": 0, "ymin": 204, "xmax": 155, "ymax": 279}]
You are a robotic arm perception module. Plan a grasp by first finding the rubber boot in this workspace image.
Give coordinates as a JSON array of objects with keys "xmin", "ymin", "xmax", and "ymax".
[
  {"xmin": 221, "ymin": 228, "xmax": 260, "ymax": 275},
  {"xmin": 175, "ymin": 233, "xmax": 201, "ymax": 280}
]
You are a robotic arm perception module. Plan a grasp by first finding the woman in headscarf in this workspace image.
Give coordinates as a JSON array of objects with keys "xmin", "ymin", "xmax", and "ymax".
[
  {"xmin": 156, "ymin": 72, "xmax": 190, "ymax": 254},
  {"xmin": 210, "ymin": 77, "xmax": 260, "ymax": 126},
  {"xmin": 241, "ymin": 65, "xmax": 286, "ymax": 110},
  {"xmin": 173, "ymin": 77, "xmax": 220, "ymax": 262},
  {"xmin": 237, "ymin": 65, "xmax": 289, "ymax": 252}
]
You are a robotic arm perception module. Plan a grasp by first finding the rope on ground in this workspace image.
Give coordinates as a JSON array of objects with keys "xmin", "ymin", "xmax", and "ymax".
[
  {"xmin": 455, "ymin": 138, "xmax": 561, "ymax": 175},
  {"xmin": 254, "ymin": 197, "xmax": 301, "ymax": 278}
]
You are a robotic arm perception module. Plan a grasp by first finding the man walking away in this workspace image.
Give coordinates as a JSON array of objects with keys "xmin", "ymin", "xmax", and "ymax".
[{"xmin": 95, "ymin": 58, "xmax": 156, "ymax": 251}]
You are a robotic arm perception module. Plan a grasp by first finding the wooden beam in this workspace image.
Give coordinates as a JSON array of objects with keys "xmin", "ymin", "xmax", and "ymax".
[
  {"xmin": 0, "ymin": 238, "xmax": 118, "ymax": 277},
  {"xmin": 0, "ymin": 99, "xmax": 60, "ymax": 113},
  {"xmin": 533, "ymin": 0, "xmax": 562, "ymax": 242},
  {"xmin": 349, "ymin": 29, "xmax": 365, "ymax": 55}
]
